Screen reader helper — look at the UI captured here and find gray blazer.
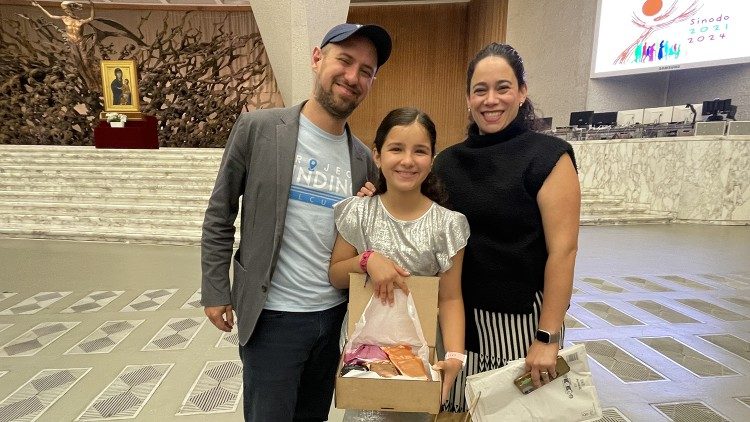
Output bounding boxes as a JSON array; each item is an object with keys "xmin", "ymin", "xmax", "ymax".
[{"xmin": 201, "ymin": 102, "xmax": 378, "ymax": 346}]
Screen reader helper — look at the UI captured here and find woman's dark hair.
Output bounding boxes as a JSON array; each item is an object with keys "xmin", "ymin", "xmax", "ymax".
[
  {"xmin": 373, "ymin": 107, "xmax": 448, "ymax": 207},
  {"xmin": 466, "ymin": 42, "xmax": 538, "ymax": 131}
]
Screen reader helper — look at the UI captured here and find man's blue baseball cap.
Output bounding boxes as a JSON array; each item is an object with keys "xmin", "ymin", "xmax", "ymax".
[{"xmin": 320, "ymin": 23, "xmax": 392, "ymax": 69}]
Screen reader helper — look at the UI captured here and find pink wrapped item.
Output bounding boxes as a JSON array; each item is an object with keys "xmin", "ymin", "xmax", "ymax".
[{"xmin": 344, "ymin": 344, "xmax": 389, "ymax": 366}]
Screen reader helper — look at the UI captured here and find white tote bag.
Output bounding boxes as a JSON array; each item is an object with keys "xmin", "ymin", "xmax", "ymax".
[{"xmin": 464, "ymin": 344, "xmax": 602, "ymax": 422}]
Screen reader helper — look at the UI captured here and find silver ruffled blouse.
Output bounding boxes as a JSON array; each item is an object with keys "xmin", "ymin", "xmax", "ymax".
[{"xmin": 333, "ymin": 196, "xmax": 470, "ymax": 276}]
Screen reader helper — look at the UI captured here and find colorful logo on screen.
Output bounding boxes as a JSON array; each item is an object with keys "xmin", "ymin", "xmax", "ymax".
[
  {"xmin": 613, "ymin": 0, "xmax": 701, "ymax": 66},
  {"xmin": 632, "ymin": 40, "xmax": 680, "ymax": 63}
]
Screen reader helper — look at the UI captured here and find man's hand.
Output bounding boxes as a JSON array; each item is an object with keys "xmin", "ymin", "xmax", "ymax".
[
  {"xmin": 205, "ymin": 305, "xmax": 234, "ymax": 332},
  {"xmin": 357, "ymin": 181, "xmax": 376, "ymax": 197}
]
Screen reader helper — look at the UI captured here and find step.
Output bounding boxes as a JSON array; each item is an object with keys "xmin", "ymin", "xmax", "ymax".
[
  {"xmin": 581, "ymin": 213, "xmax": 674, "ymax": 225},
  {"xmin": 0, "ymin": 213, "xmax": 207, "ymax": 229},
  {"xmin": 0, "ymin": 226, "xmax": 204, "ymax": 246},
  {"xmin": 0, "ymin": 145, "xmax": 224, "ymax": 157},
  {"xmin": 0, "ymin": 201, "xmax": 208, "ymax": 218},
  {"xmin": 0, "ymin": 164, "xmax": 218, "ymax": 177},
  {"xmin": 0, "ymin": 191, "xmax": 210, "ymax": 206},
  {"xmin": 1, "ymin": 171, "xmax": 216, "ymax": 184},
  {"xmin": 581, "ymin": 198, "xmax": 622, "ymax": 206},
  {"xmin": 0, "ymin": 157, "xmax": 221, "ymax": 169},
  {"xmin": 0, "ymin": 180, "xmax": 214, "ymax": 195},
  {"xmin": 0, "ymin": 225, "xmax": 242, "ymax": 247}
]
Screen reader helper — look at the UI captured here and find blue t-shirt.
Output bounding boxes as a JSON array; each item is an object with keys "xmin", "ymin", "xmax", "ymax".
[{"xmin": 264, "ymin": 114, "xmax": 352, "ymax": 311}]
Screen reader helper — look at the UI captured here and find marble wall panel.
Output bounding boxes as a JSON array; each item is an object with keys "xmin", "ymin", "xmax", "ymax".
[{"xmin": 572, "ymin": 136, "xmax": 749, "ymax": 224}]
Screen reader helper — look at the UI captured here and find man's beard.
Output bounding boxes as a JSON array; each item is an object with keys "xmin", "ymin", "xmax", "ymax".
[{"xmin": 314, "ymin": 80, "xmax": 359, "ymax": 120}]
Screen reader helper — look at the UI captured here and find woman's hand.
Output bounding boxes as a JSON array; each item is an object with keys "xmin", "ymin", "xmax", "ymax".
[
  {"xmin": 433, "ymin": 359, "xmax": 463, "ymax": 402},
  {"xmin": 366, "ymin": 252, "xmax": 410, "ymax": 305},
  {"xmin": 525, "ymin": 340, "xmax": 559, "ymax": 388}
]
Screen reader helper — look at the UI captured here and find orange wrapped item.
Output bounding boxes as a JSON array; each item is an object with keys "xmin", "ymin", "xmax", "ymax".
[{"xmin": 381, "ymin": 345, "xmax": 428, "ymax": 380}]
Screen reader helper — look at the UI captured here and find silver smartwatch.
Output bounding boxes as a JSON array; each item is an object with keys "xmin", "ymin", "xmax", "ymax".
[{"xmin": 535, "ymin": 329, "xmax": 560, "ymax": 344}]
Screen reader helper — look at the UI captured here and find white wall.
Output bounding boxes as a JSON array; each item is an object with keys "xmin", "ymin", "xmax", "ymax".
[{"xmin": 506, "ymin": 0, "xmax": 750, "ymax": 127}]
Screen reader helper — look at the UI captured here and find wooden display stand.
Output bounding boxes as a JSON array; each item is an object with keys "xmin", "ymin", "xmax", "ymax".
[{"xmin": 94, "ymin": 115, "xmax": 159, "ymax": 149}]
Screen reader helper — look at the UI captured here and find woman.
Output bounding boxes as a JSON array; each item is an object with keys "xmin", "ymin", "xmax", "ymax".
[
  {"xmin": 433, "ymin": 43, "xmax": 580, "ymax": 411},
  {"xmin": 330, "ymin": 108, "xmax": 469, "ymax": 421}
]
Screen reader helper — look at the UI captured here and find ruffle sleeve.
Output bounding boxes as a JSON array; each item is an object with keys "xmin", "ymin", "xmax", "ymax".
[
  {"xmin": 333, "ymin": 196, "xmax": 367, "ymax": 253},
  {"xmin": 435, "ymin": 210, "xmax": 470, "ymax": 273}
]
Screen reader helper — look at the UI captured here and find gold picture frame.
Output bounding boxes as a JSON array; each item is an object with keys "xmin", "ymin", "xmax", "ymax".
[{"xmin": 100, "ymin": 59, "xmax": 140, "ymax": 112}]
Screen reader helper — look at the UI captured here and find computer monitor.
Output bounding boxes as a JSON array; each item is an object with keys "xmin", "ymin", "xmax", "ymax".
[
  {"xmin": 590, "ymin": 112, "xmax": 618, "ymax": 127},
  {"xmin": 569, "ymin": 111, "xmax": 594, "ymax": 128},
  {"xmin": 671, "ymin": 104, "xmax": 702, "ymax": 124},
  {"xmin": 643, "ymin": 107, "xmax": 674, "ymax": 124},
  {"xmin": 726, "ymin": 105, "xmax": 737, "ymax": 120},
  {"xmin": 616, "ymin": 109, "xmax": 644, "ymax": 126},
  {"xmin": 533, "ymin": 117, "xmax": 553, "ymax": 131},
  {"xmin": 702, "ymin": 99, "xmax": 732, "ymax": 121}
]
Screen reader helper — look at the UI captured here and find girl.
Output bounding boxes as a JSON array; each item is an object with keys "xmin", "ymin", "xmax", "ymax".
[{"xmin": 329, "ymin": 107, "xmax": 469, "ymax": 421}]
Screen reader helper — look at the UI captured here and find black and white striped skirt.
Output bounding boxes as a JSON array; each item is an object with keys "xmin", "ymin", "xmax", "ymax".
[{"xmin": 444, "ymin": 291, "xmax": 565, "ymax": 412}]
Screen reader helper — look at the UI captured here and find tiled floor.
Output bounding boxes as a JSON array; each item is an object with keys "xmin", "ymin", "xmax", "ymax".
[{"xmin": 0, "ymin": 224, "xmax": 748, "ymax": 421}]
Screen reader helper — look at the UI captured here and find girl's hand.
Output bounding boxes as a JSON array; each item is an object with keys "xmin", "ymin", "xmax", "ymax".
[
  {"xmin": 433, "ymin": 359, "xmax": 463, "ymax": 403},
  {"xmin": 366, "ymin": 252, "xmax": 410, "ymax": 305},
  {"xmin": 525, "ymin": 340, "xmax": 559, "ymax": 388}
]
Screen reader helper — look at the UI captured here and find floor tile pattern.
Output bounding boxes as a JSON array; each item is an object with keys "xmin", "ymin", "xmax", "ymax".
[
  {"xmin": 579, "ymin": 302, "xmax": 645, "ymax": 326},
  {"xmin": 573, "ymin": 339, "xmax": 666, "ymax": 382},
  {"xmin": 722, "ymin": 297, "xmax": 750, "ymax": 308},
  {"xmin": 0, "ymin": 232, "xmax": 748, "ymax": 421},
  {"xmin": 597, "ymin": 407, "xmax": 632, "ymax": 422},
  {"xmin": 628, "ymin": 300, "xmax": 700, "ymax": 324},
  {"xmin": 0, "ymin": 368, "xmax": 90, "ymax": 422},
  {"xmin": 120, "ymin": 289, "xmax": 178, "ymax": 312},
  {"xmin": 659, "ymin": 275, "xmax": 712, "ymax": 291},
  {"xmin": 0, "ymin": 291, "xmax": 71, "ymax": 315},
  {"xmin": 621, "ymin": 276, "xmax": 674, "ymax": 292},
  {"xmin": 216, "ymin": 330, "xmax": 240, "ymax": 348},
  {"xmin": 564, "ymin": 314, "xmax": 588, "ymax": 329},
  {"xmin": 699, "ymin": 274, "xmax": 748, "ymax": 290},
  {"xmin": 61, "ymin": 290, "xmax": 124, "ymax": 313},
  {"xmin": 142, "ymin": 317, "xmax": 205, "ymax": 351},
  {"xmin": 675, "ymin": 299, "xmax": 748, "ymax": 321},
  {"xmin": 77, "ymin": 364, "xmax": 172, "ymax": 420},
  {"xmin": 176, "ymin": 360, "xmax": 243, "ymax": 415},
  {"xmin": 637, "ymin": 336, "xmax": 737, "ymax": 377},
  {"xmin": 181, "ymin": 289, "xmax": 202, "ymax": 309},
  {"xmin": 0, "ymin": 321, "xmax": 79, "ymax": 357},
  {"xmin": 698, "ymin": 334, "xmax": 750, "ymax": 362},
  {"xmin": 652, "ymin": 401, "xmax": 729, "ymax": 422},
  {"xmin": 581, "ymin": 277, "xmax": 626, "ymax": 293},
  {"xmin": 66, "ymin": 320, "xmax": 145, "ymax": 355},
  {"xmin": 0, "ymin": 292, "xmax": 17, "ymax": 302}
]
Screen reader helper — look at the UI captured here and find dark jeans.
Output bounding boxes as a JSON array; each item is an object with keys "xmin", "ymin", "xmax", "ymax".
[{"xmin": 239, "ymin": 301, "xmax": 347, "ymax": 422}]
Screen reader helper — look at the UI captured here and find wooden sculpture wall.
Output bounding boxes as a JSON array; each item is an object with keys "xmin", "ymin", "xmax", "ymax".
[{"xmin": 0, "ymin": 3, "xmax": 281, "ymax": 147}]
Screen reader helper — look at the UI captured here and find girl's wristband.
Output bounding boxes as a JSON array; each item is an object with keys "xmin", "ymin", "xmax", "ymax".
[{"xmin": 359, "ymin": 250, "xmax": 374, "ymax": 273}]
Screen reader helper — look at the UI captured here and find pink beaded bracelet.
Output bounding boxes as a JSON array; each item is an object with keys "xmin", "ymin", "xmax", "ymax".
[{"xmin": 359, "ymin": 250, "xmax": 374, "ymax": 273}]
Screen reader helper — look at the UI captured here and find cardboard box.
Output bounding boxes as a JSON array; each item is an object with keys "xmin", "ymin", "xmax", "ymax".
[{"xmin": 335, "ymin": 273, "xmax": 442, "ymax": 414}]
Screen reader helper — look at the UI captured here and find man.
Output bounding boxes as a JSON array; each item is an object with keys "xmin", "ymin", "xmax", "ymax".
[{"xmin": 201, "ymin": 23, "xmax": 391, "ymax": 421}]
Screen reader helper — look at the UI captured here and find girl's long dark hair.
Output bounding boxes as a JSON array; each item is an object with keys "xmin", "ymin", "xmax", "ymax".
[{"xmin": 373, "ymin": 107, "xmax": 448, "ymax": 207}]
